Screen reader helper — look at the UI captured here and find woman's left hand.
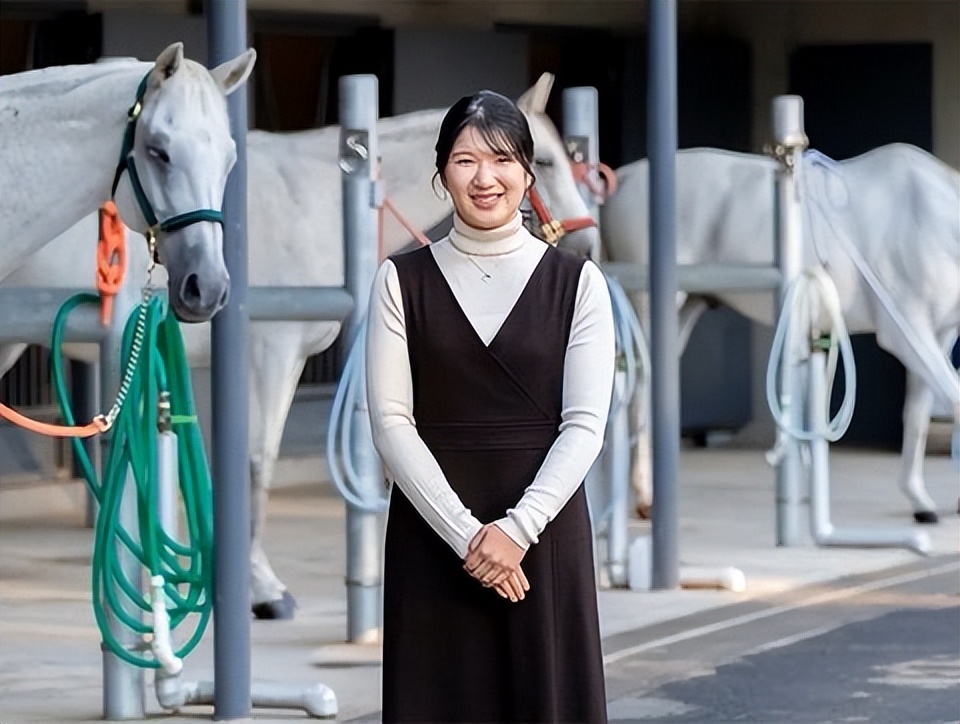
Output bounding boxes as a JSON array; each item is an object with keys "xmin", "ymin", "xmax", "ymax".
[{"xmin": 464, "ymin": 523, "xmax": 527, "ymax": 589}]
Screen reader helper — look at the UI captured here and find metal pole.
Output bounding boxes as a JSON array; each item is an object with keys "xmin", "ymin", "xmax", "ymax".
[
  {"xmin": 648, "ymin": 0, "xmax": 680, "ymax": 590},
  {"xmin": 562, "ymin": 86, "xmax": 602, "ymax": 258},
  {"xmin": 606, "ymin": 372, "xmax": 630, "ymax": 587},
  {"xmin": 339, "ymin": 74, "xmax": 383, "ymax": 643},
  {"xmin": 562, "ymin": 86, "xmax": 623, "ymax": 583},
  {"xmin": 100, "ymin": 285, "xmax": 144, "ymax": 720},
  {"xmin": 806, "ymin": 350, "xmax": 930, "ymax": 554},
  {"xmin": 207, "ymin": 1, "xmax": 251, "ymax": 718},
  {"xmin": 70, "ymin": 359, "xmax": 100, "ymax": 527},
  {"xmin": 772, "ymin": 95, "xmax": 806, "ymax": 546}
]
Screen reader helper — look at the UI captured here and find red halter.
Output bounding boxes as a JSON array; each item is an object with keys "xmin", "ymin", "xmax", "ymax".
[
  {"xmin": 525, "ymin": 186, "xmax": 596, "ymax": 246},
  {"xmin": 526, "ymin": 160, "xmax": 618, "ymax": 246}
]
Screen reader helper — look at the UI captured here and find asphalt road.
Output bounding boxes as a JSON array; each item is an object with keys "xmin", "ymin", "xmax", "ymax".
[{"xmin": 603, "ymin": 555, "xmax": 960, "ymax": 723}]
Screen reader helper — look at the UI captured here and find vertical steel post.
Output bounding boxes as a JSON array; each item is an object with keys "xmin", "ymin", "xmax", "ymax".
[
  {"xmin": 207, "ymin": 0, "xmax": 251, "ymax": 718},
  {"xmin": 339, "ymin": 74, "xmax": 384, "ymax": 643},
  {"xmin": 772, "ymin": 95, "xmax": 806, "ymax": 546},
  {"xmin": 648, "ymin": 0, "xmax": 680, "ymax": 590},
  {"xmin": 70, "ymin": 359, "xmax": 100, "ymax": 527},
  {"xmin": 100, "ymin": 285, "xmax": 144, "ymax": 720},
  {"xmin": 563, "ymin": 87, "xmax": 625, "ymax": 583},
  {"xmin": 562, "ymin": 86, "xmax": 602, "ymax": 256}
]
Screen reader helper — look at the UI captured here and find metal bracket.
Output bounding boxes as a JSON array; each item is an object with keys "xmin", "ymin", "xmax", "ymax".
[{"xmin": 338, "ymin": 130, "xmax": 370, "ymax": 175}]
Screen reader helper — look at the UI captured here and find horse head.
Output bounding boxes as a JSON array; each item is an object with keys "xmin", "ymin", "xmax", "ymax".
[
  {"xmin": 112, "ymin": 42, "xmax": 256, "ymax": 322},
  {"xmin": 517, "ymin": 73, "xmax": 601, "ymax": 260}
]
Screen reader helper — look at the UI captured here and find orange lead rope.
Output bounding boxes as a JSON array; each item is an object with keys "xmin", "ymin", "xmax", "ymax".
[
  {"xmin": 0, "ymin": 402, "xmax": 107, "ymax": 438},
  {"xmin": 97, "ymin": 200, "xmax": 127, "ymax": 327},
  {"xmin": 0, "ymin": 201, "xmax": 123, "ymax": 437}
]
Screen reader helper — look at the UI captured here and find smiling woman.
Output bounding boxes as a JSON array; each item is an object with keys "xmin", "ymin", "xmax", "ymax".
[{"xmin": 366, "ymin": 89, "xmax": 615, "ymax": 723}]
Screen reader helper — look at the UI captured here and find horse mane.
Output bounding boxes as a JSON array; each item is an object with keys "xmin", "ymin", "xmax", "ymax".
[{"xmin": 0, "ymin": 59, "xmax": 149, "ymax": 99}]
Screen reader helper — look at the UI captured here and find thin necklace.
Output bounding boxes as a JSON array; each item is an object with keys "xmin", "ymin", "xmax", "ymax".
[{"xmin": 465, "ymin": 255, "xmax": 491, "ymax": 282}]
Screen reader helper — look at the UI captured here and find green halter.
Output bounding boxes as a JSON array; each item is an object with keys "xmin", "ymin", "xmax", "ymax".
[{"xmin": 111, "ymin": 72, "xmax": 224, "ymax": 250}]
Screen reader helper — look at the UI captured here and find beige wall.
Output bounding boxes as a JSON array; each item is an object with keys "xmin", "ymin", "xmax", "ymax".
[{"xmin": 683, "ymin": 0, "xmax": 959, "ymax": 168}]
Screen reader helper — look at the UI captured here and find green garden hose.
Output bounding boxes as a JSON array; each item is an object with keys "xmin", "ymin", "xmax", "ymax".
[{"xmin": 51, "ymin": 293, "xmax": 213, "ymax": 669}]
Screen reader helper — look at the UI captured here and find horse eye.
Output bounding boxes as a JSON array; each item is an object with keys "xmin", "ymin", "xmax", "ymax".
[
  {"xmin": 535, "ymin": 158, "xmax": 554, "ymax": 169},
  {"xmin": 147, "ymin": 146, "xmax": 171, "ymax": 164}
]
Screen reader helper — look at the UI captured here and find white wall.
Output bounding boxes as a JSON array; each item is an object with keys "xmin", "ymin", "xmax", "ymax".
[{"xmin": 394, "ymin": 28, "xmax": 529, "ymax": 113}]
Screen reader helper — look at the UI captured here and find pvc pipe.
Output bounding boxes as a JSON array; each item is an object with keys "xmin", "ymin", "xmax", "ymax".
[
  {"xmin": 605, "ymin": 371, "xmax": 630, "ymax": 588},
  {"xmin": 772, "ymin": 94, "xmax": 807, "ymax": 547},
  {"xmin": 340, "ymin": 74, "xmax": 384, "ymax": 644},
  {"xmin": 154, "ymin": 673, "xmax": 337, "ymax": 719},
  {"xmin": 680, "ymin": 567, "xmax": 747, "ymax": 592},
  {"xmin": 807, "ymin": 350, "xmax": 931, "ymax": 554},
  {"xmin": 148, "ymin": 575, "xmax": 182, "ymax": 676}
]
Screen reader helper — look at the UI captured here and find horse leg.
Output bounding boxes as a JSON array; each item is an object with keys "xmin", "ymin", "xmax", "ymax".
[
  {"xmin": 631, "ymin": 296, "xmax": 708, "ymax": 518},
  {"xmin": 898, "ymin": 371, "xmax": 939, "ymax": 523},
  {"xmin": 248, "ymin": 335, "xmax": 309, "ymax": 620}
]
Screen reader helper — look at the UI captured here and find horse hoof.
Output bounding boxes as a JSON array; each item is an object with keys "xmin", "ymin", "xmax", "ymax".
[
  {"xmin": 913, "ymin": 511, "xmax": 939, "ymax": 524},
  {"xmin": 252, "ymin": 591, "xmax": 297, "ymax": 620},
  {"xmin": 636, "ymin": 503, "xmax": 652, "ymax": 520}
]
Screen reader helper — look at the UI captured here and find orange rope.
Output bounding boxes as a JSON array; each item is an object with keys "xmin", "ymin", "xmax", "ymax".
[
  {"xmin": 0, "ymin": 403, "xmax": 107, "ymax": 438},
  {"xmin": 380, "ymin": 196, "xmax": 433, "ymax": 262},
  {"xmin": 96, "ymin": 200, "xmax": 128, "ymax": 327},
  {"xmin": 0, "ymin": 202, "xmax": 122, "ymax": 439}
]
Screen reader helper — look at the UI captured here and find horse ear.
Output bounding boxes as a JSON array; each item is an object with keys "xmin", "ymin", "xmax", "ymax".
[
  {"xmin": 517, "ymin": 72, "xmax": 555, "ymax": 115},
  {"xmin": 154, "ymin": 42, "xmax": 184, "ymax": 81},
  {"xmin": 210, "ymin": 49, "xmax": 257, "ymax": 97}
]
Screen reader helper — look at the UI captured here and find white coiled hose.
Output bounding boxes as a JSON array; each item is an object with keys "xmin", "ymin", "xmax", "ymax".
[
  {"xmin": 766, "ymin": 266, "xmax": 857, "ymax": 442},
  {"xmin": 326, "ymin": 317, "xmax": 389, "ymax": 513}
]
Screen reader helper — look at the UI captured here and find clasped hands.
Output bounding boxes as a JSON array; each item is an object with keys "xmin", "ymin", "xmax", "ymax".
[{"xmin": 463, "ymin": 523, "xmax": 530, "ymax": 603}]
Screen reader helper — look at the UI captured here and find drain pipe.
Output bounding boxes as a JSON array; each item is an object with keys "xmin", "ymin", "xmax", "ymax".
[
  {"xmin": 604, "ymin": 371, "xmax": 631, "ymax": 587},
  {"xmin": 154, "ymin": 672, "xmax": 337, "ymax": 718},
  {"xmin": 153, "ymin": 403, "xmax": 338, "ymax": 718},
  {"xmin": 806, "ymin": 348, "xmax": 931, "ymax": 555}
]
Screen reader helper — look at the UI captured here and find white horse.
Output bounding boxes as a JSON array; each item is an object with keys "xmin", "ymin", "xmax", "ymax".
[
  {"xmin": 0, "ymin": 74, "xmax": 600, "ymax": 618},
  {"xmin": 600, "ymin": 144, "xmax": 960, "ymax": 523},
  {"xmin": 0, "ymin": 43, "xmax": 256, "ymax": 321}
]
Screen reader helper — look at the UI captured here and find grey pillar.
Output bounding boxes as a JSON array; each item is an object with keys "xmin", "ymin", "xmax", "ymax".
[
  {"xmin": 648, "ymin": 0, "xmax": 680, "ymax": 590},
  {"xmin": 101, "ymin": 286, "xmax": 144, "ymax": 720},
  {"xmin": 70, "ymin": 359, "xmax": 100, "ymax": 527},
  {"xmin": 562, "ymin": 86, "xmax": 602, "ymax": 257},
  {"xmin": 771, "ymin": 95, "xmax": 806, "ymax": 547},
  {"xmin": 207, "ymin": 1, "xmax": 251, "ymax": 718},
  {"xmin": 339, "ymin": 74, "xmax": 384, "ymax": 643}
]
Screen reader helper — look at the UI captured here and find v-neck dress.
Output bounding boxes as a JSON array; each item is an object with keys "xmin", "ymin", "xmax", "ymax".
[{"xmin": 376, "ymin": 240, "xmax": 608, "ymax": 723}]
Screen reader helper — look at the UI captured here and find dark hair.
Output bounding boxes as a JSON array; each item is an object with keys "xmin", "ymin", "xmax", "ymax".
[{"xmin": 434, "ymin": 90, "xmax": 536, "ymax": 188}]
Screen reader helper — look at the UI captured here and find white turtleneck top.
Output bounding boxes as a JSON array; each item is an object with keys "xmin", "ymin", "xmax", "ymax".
[{"xmin": 365, "ymin": 211, "xmax": 615, "ymax": 558}]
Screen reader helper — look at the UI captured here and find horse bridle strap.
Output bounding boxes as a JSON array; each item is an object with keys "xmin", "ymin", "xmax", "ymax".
[
  {"xmin": 526, "ymin": 186, "xmax": 596, "ymax": 245},
  {"xmin": 111, "ymin": 72, "xmax": 224, "ymax": 244}
]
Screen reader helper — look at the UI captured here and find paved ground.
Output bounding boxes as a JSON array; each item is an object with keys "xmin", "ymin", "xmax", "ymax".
[{"xmin": 0, "ymin": 392, "xmax": 957, "ymax": 723}]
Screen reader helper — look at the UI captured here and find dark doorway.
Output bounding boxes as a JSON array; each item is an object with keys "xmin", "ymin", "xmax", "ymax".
[{"xmin": 790, "ymin": 43, "xmax": 933, "ymax": 449}]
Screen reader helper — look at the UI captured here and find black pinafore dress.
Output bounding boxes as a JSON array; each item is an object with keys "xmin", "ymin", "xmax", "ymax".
[{"xmin": 382, "ymin": 244, "xmax": 607, "ymax": 723}]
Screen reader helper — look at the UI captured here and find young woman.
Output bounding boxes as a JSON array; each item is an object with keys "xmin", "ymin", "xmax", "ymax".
[{"xmin": 366, "ymin": 89, "xmax": 615, "ymax": 723}]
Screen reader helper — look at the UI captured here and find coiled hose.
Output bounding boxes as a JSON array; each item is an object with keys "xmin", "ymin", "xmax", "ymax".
[{"xmin": 51, "ymin": 293, "xmax": 213, "ymax": 669}]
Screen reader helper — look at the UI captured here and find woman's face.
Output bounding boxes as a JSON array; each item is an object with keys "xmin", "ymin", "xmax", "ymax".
[{"xmin": 442, "ymin": 126, "xmax": 532, "ymax": 230}]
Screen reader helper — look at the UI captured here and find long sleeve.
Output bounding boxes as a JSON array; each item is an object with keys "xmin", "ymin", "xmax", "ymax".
[
  {"xmin": 365, "ymin": 260, "xmax": 484, "ymax": 559},
  {"xmin": 493, "ymin": 260, "xmax": 615, "ymax": 549}
]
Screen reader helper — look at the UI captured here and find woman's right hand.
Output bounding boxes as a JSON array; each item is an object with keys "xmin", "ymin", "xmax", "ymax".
[
  {"xmin": 466, "ymin": 524, "xmax": 530, "ymax": 602},
  {"xmin": 492, "ymin": 569, "xmax": 530, "ymax": 603}
]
